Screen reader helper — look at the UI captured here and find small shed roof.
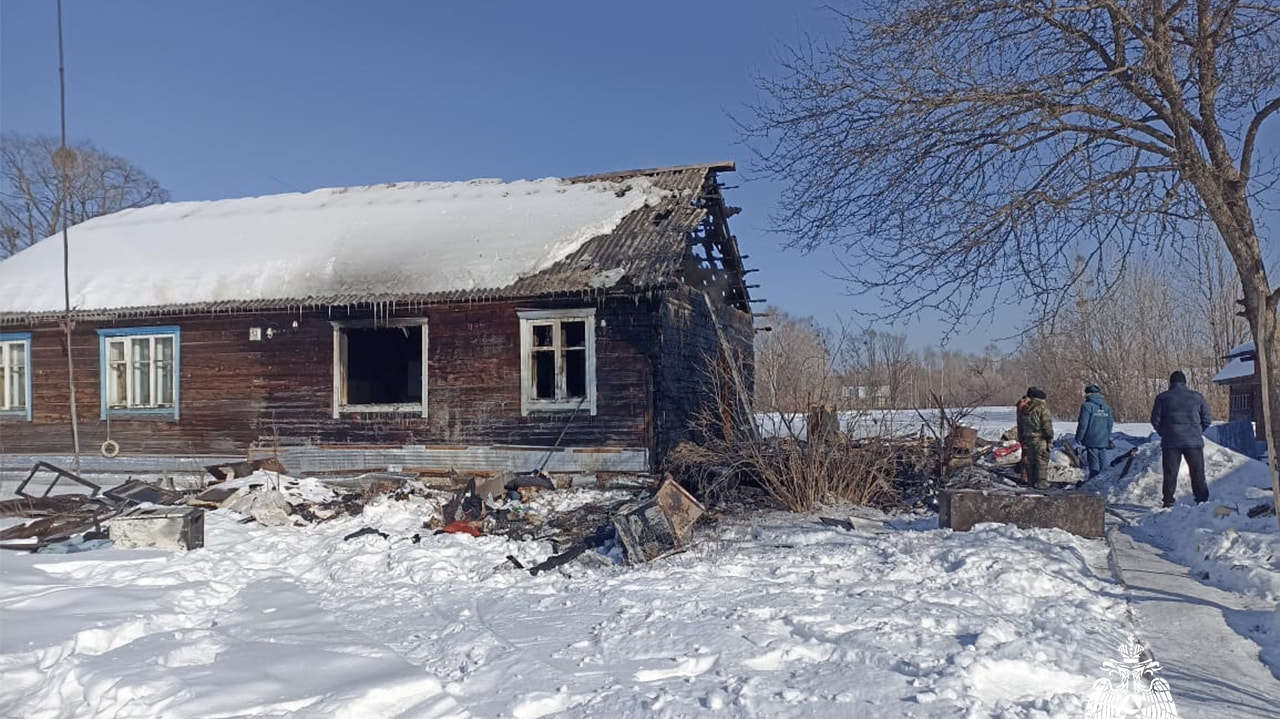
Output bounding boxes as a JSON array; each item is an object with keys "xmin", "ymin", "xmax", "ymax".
[
  {"xmin": 1213, "ymin": 340, "xmax": 1257, "ymax": 384},
  {"xmin": 0, "ymin": 163, "xmax": 737, "ymax": 324}
]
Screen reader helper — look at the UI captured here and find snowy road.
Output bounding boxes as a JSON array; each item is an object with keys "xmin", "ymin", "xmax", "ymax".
[{"xmin": 1108, "ymin": 527, "xmax": 1280, "ymax": 717}]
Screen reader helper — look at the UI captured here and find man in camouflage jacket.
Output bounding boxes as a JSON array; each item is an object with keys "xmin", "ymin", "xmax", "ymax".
[{"xmin": 1017, "ymin": 387, "xmax": 1055, "ymax": 489}]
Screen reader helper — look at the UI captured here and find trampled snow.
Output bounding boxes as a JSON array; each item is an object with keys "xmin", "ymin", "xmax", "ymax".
[
  {"xmin": 3, "ymin": 414, "xmax": 1278, "ymax": 717},
  {"xmin": 1094, "ymin": 438, "xmax": 1280, "ymax": 601},
  {"xmin": 0, "ymin": 177, "xmax": 668, "ymax": 314},
  {"xmin": 0, "ymin": 495, "xmax": 1130, "ymax": 718}
]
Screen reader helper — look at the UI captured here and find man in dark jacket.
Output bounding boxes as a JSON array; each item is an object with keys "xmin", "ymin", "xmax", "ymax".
[
  {"xmin": 1075, "ymin": 384, "xmax": 1114, "ymax": 481},
  {"xmin": 1150, "ymin": 370, "xmax": 1212, "ymax": 507},
  {"xmin": 1017, "ymin": 387, "xmax": 1054, "ymax": 490}
]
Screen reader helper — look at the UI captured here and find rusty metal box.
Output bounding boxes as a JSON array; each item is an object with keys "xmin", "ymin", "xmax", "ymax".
[
  {"xmin": 109, "ymin": 507, "xmax": 205, "ymax": 551},
  {"xmin": 613, "ymin": 479, "xmax": 704, "ymax": 564}
]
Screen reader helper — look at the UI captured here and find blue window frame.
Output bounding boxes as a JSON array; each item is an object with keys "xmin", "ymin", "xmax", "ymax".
[
  {"xmin": 0, "ymin": 332, "xmax": 32, "ymax": 421},
  {"xmin": 97, "ymin": 326, "xmax": 180, "ymax": 419}
]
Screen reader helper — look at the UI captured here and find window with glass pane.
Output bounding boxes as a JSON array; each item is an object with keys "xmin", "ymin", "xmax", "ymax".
[
  {"xmin": 132, "ymin": 338, "xmax": 153, "ymax": 406},
  {"xmin": 107, "ymin": 340, "xmax": 128, "ymax": 408},
  {"xmin": 519, "ymin": 311, "xmax": 594, "ymax": 412},
  {"xmin": 562, "ymin": 321, "xmax": 587, "ymax": 398},
  {"xmin": 156, "ymin": 337, "xmax": 174, "ymax": 406},
  {"xmin": 0, "ymin": 339, "xmax": 28, "ymax": 411},
  {"xmin": 104, "ymin": 332, "xmax": 177, "ymax": 410}
]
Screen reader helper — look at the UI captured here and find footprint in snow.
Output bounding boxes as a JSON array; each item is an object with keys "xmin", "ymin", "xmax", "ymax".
[{"xmin": 634, "ymin": 654, "xmax": 719, "ymax": 682}]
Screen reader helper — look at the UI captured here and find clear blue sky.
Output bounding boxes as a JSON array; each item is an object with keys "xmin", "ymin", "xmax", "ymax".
[
  {"xmin": 2, "ymin": 2, "xmax": 1271, "ymax": 354},
  {"xmin": 1, "ymin": 0, "xmax": 982, "ymax": 350}
]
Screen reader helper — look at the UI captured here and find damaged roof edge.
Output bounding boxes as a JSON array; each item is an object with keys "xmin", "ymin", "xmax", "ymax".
[
  {"xmin": 567, "ymin": 161, "xmax": 735, "ymax": 184},
  {"xmin": 0, "ymin": 281, "xmax": 689, "ymax": 327},
  {"xmin": 0, "ymin": 163, "xmax": 740, "ymax": 326}
]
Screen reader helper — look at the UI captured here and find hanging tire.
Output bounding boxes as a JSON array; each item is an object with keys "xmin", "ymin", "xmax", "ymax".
[{"xmin": 100, "ymin": 439, "xmax": 120, "ymax": 458}]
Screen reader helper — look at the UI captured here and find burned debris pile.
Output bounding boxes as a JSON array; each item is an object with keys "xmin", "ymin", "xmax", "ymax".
[
  {"xmin": 666, "ymin": 408, "xmax": 1092, "ymax": 514},
  {"xmin": 0, "ymin": 463, "xmax": 115, "ymax": 550},
  {"xmin": 1, "ymin": 411, "xmax": 1098, "ymax": 562},
  {"xmin": 427, "ymin": 471, "xmax": 705, "ymax": 571},
  {"xmin": 1, "ymin": 458, "xmax": 707, "ymax": 572},
  {"xmin": 0, "ymin": 459, "xmax": 375, "ymax": 551}
]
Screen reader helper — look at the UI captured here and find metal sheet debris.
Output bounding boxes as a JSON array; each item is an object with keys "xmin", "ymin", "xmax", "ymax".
[
  {"xmin": 204, "ymin": 457, "xmax": 288, "ymax": 481},
  {"xmin": 17, "ymin": 462, "xmax": 100, "ymax": 499},
  {"xmin": 104, "ymin": 479, "xmax": 185, "ymax": 506}
]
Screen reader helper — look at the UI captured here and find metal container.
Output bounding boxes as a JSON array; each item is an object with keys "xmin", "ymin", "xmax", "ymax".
[
  {"xmin": 109, "ymin": 507, "xmax": 205, "ymax": 551},
  {"xmin": 612, "ymin": 479, "xmax": 704, "ymax": 564},
  {"xmin": 949, "ymin": 426, "xmax": 979, "ymax": 454}
]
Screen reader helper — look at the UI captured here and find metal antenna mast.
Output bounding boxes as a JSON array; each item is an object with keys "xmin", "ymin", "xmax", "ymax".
[{"xmin": 57, "ymin": 0, "xmax": 82, "ymax": 472}]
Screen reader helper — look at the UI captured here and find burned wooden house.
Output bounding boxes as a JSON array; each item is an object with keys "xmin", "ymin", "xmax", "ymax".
[
  {"xmin": 0, "ymin": 163, "xmax": 755, "ymax": 476},
  {"xmin": 1213, "ymin": 340, "xmax": 1265, "ymax": 441}
]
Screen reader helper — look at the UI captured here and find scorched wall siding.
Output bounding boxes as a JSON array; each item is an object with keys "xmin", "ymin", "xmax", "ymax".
[{"xmin": 0, "ymin": 298, "xmax": 657, "ymax": 460}]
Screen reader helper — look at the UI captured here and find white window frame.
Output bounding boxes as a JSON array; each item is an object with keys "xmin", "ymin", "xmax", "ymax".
[
  {"xmin": 0, "ymin": 333, "xmax": 32, "ymax": 421},
  {"xmin": 518, "ymin": 308, "xmax": 597, "ymax": 416},
  {"xmin": 331, "ymin": 319, "xmax": 428, "ymax": 418},
  {"xmin": 97, "ymin": 327, "xmax": 180, "ymax": 419}
]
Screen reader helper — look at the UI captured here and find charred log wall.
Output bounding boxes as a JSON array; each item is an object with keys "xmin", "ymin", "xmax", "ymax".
[
  {"xmin": 0, "ymin": 298, "xmax": 657, "ymax": 458},
  {"xmin": 653, "ymin": 284, "xmax": 754, "ymax": 464}
]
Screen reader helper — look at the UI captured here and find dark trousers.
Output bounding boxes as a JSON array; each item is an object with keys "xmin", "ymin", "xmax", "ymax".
[
  {"xmin": 1022, "ymin": 439, "xmax": 1049, "ymax": 486},
  {"xmin": 1084, "ymin": 447, "xmax": 1106, "ymax": 479},
  {"xmin": 1161, "ymin": 445, "xmax": 1208, "ymax": 504}
]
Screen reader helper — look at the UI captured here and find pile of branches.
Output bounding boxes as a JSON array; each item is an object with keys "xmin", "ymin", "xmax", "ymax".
[{"xmin": 668, "ymin": 435, "xmax": 899, "ymax": 513}]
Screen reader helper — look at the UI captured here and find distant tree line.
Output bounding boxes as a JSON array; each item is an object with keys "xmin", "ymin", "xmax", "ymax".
[
  {"xmin": 1, "ymin": 132, "xmax": 168, "ymax": 259},
  {"xmin": 756, "ymin": 244, "xmax": 1247, "ymax": 422}
]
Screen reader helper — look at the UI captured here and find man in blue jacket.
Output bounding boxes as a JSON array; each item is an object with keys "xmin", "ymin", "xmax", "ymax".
[
  {"xmin": 1150, "ymin": 370, "xmax": 1213, "ymax": 507},
  {"xmin": 1075, "ymin": 384, "xmax": 1114, "ymax": 481}
]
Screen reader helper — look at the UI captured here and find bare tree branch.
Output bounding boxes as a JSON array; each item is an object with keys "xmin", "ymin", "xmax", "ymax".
[
  {"xmin": 0, "ymin": 133, "xmax": 169, "ymax": 259},
  {"xmin": 743, "ymin": 0, "xmax": 1280, "ymax": 514}
]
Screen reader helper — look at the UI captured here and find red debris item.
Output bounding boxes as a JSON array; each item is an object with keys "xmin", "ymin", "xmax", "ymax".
[
  {"xmin": 440, "ymin": 521, "xmax": 482, "ymax": 537},
  {"xmin": 993, "ymin": 442, "xmax": 1022, "ymax": 460}
]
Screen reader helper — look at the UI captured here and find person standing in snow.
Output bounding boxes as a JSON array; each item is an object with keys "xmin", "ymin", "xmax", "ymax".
[
  {"xmin": 1074, "ymin": 384, "xmax": 1114, "ymax": 481},
  {"xmin": 1017, "ymin": 387, "xmax": 1054, "ymax": 490},
  {"xmin": 1150, "ymin": 370, "xmax": 1212, "ymax": 507}
]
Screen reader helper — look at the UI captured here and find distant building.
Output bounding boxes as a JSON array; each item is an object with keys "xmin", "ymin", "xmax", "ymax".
[
  {"xmin": 1213, "ymin": 341, "xmax": 1264, "ymax": 441},
  {"xmin": 841, "ymin": 384, "xmax": 889, "ymax": 408}
]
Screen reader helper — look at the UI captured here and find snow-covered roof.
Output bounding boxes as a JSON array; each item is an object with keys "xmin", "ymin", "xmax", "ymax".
[
  {"xmin": 1214, "ymin": 341, "xmax": 1257, "ymax": 384},
  {"xmin": 0, "ymin": 166, "xmax": 734, "ymax": 321},
  {"xmin": 1225, "ymin": 340, "xmax": 1256, "ymax": 358}
]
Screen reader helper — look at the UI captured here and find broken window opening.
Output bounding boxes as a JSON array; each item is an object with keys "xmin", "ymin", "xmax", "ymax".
[{"xmin": 340, "ymin": 326, "xmax": 423, "ymax": 407}]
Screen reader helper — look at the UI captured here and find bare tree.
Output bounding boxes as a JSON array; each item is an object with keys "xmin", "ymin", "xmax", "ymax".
[
  {"xmin": 1027, "ymin": 262, "xmax": 1216, "ymax": 420},
  {"xmin": 1, "ymin": 133, "xmax": 169, "ymax": 258},
  {"xmin": 746, "ymin": 0, "xmax": 1280, "ymax": 509},
  {"xmin": 754, "ymin": 306, "xmax": 837, "ymax": 412},
  {"xmin": 839, "ymin": 328, "xmax": 916, "ymax": 407},
  {"xmin": 1184, "ymin": 222, "xmax": 1251, "ymax": 362}
]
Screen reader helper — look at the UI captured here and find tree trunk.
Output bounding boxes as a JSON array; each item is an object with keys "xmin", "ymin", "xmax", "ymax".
[
  {"xmin": 1249, "ymin": 302, "xmax": 1280, "ymax": 526},
  {"xmin": 1189, "ymin": 161, "xmax": 1279, "ymax": 524},
  {"xmin": 1212, "ymin": 199, "xmax": 1280, "ymax": 526}
]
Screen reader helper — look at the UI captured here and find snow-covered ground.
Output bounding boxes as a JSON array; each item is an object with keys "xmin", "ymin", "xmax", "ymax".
[
  {"xmin": 1, "ymin": 493, "xmax": 1130, "ymax": 718},
  {"xmin": 2, "ymin": 410, "xmax": 1277, "ymax": 718},
  {"xmin": 757, "ymin": 406, "xmax": 1021, "ymax": 440}
]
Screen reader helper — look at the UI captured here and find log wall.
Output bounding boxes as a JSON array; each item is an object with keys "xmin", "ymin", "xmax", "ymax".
[
  {"xmin": 653, "ymin": 285, "xmax": 754, "ymax": 463},
  {"xmin": 2, "ymin": 290, "xmax": 753, "ymax": 470},
  {"xmin": 0, "ymin": 298, "xmax": 656, "ymax": 460}
]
